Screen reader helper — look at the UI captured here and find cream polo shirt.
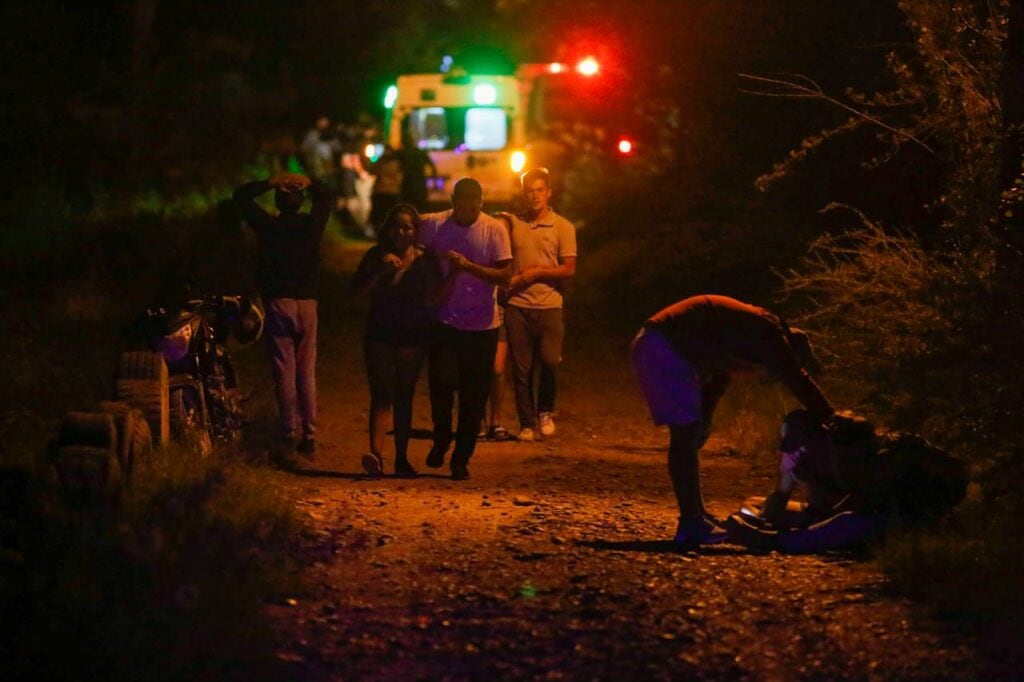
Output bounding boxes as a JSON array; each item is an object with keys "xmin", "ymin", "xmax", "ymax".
[
  {"xmin": 507, "ymin": 209, "xmax": 577, "ymax": 309},
  {"xmin": 418, "ymin": 210, "xmax": 512, "ymax": 331}
]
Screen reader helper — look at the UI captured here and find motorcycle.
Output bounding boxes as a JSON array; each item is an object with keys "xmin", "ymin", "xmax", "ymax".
[{"xmin": 131, "ymin": 294, "xmax": 264, "ymax": 454}]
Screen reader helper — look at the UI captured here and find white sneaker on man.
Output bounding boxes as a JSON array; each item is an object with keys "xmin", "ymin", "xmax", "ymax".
[
  {"xmin": 518, "ymin": 427, "xmax": 538, "ymax": 442},
  {"xmin": 538, "ymin": 412, "xmax": 556, "ymax": 437}
]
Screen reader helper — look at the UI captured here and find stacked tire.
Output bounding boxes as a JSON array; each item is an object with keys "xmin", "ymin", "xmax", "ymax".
[
  {"xmin": 54, "ymin": 411, "xmax": 124, "ymax": 514},
  {"xmin": 115, "ymin": 351, "xmax": 170, "ymax": 446}
]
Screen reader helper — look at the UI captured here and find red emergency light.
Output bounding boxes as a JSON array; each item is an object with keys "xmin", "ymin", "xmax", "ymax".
[
  {"xmin": 576, "ymin": 57, "xmax": 600, "ymax": 77},
  {"xmin": 617, "ymin": 137, "xmax": 634, "ymax": 155}
]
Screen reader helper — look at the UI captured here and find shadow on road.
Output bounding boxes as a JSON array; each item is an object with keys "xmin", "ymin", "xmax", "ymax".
[
  {"xmin": 286, "ymin": 467, "xmax": 452, "ymax": 481},
  {"xmin": 578, "ymin": 538, "xmax": 769, "ymax": 557}
]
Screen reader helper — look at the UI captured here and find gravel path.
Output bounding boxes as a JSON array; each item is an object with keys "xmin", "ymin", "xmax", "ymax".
[{"xmin": 258, "ymin": 241, "xmax": 980, "ymax": 680}]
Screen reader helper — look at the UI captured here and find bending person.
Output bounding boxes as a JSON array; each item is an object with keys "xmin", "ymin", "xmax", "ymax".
[{"xmin": 630, "ymin": 295, "xmax": 834, "ymax": 546}]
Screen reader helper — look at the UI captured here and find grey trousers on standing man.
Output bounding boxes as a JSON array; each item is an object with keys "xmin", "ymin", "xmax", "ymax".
[
  {"xmin": 505, "ymin": 305, "xmax": 564, "ymax": 430},
  {"xmin": 265, "ymin": 298, "xmax": 318, "ymax": 440}
]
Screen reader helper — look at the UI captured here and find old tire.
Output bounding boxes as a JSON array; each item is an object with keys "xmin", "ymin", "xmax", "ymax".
[
  {"xmin": 118, "ymin": 351, "xmax": 167, "ymax": 381},
  {"xmin": 53, "ymin": 445, "xmax": 122, "ymax": 513},
  {"xmin": 59, "ymin": 412, "xmax": 117, "ymax": 450},
  {"xmin": 98, "ymin": 401, "xmax": 153, "ymax": 482},
  {"xmin": 170, "ymin": 384, "xmax": 213, "ymax": 456},
  {"xmin": 116, "ymin": 378, "xmax": 169, "ymax": 447}
]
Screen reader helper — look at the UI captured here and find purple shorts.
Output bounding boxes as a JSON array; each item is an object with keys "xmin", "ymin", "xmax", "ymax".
[{"xmin": 630, "ymin": 326, "xmax": 702, "ymax": 426}]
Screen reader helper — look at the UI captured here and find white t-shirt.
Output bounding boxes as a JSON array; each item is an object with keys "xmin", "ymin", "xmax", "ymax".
[
  {"xmin": 507, "ymin": 209, "xmax": 577, "ymax": 309},
  {"xmin": 419, "ymin": 210, "xmax": 512, "ymax": 330}
]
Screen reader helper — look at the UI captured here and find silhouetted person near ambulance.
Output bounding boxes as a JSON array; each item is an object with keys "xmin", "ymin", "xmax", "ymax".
[
  {"xmin": 233, "ymin": 172, "xmax": 331, "ymax": 464},
  {"xmin": 630, "ymin": 294, "xmax": 835, "ymax": 546}
]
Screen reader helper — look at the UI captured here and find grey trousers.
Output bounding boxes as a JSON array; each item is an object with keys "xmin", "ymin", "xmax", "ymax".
[
  {"xmin": 505, "ymin": 305, "xmax": 564, "ymax": 429},
  {"xmin": 264, "ymin": 298, "xmax": 318, "ymax": 439}
]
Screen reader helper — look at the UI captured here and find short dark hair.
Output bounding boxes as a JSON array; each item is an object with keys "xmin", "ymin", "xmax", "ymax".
[
  {"xmin": 520, "ymin": 167, "xmax": 551, "ymax": 188},
  {"xmin": 452, "ymin": 177, "xmax": 482, "ymax": 200},
  {"xmin": 378, "ymin": 203, "xmax": 419, "ymax": 250}
]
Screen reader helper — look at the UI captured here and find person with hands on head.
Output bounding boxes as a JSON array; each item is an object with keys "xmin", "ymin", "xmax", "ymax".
[
  {"xmin": 417, "ymin": 178, "xmax": 512, "ymax": 480},
  {"xmin": 352, "ymin": 203, "xmax": 438, "ymax": 479},
  {"xmin": 629, "ymin": 295, "xmax": 834, "ymax": 547},
  {"xmin": 232, "ymin": 171, "xmax": 331, "ymax": 464}
]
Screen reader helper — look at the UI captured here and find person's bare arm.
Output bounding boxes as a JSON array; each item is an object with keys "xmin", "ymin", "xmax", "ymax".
[
  {"xmin": 446, "ymin": 252, "xmax": 513, "ymax": 287},
  {"xmin": 352, "ymin": 247, "xmax": 401, "ymax": 296},
  {"xmin": 762, "ymin": 469, "xmax": 798, "ymax": 525},
  {"xmin": 509, "ymin": 257, "xmax": 576, "ymax": 291}
]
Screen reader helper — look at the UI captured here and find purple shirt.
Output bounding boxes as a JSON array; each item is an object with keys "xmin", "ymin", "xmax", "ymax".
[{"xmin": 419, "ymin": 210, "xmax": 512, "ymax": 330}]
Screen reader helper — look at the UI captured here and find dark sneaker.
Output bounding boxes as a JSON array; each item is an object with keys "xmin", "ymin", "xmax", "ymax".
[
  {"xmin": 489, "ymin": 425, "xmax": 512, "ymax": 441},
  {"xmin": 426, "ymin": 440, "xmax": 450, "ymax": 468},
  {"xmin": 296, "ymin": 438, "xmax": 316, "ymax": 458},
  {"xmin": 394, "ymin": 459, "xmax": 418, "ymax": 478},
  {"xmin": 450, "ymin": 463, "xmax": 471, "ymax": 481},
  {"xmin": 361, "ymin": 452, "xmax": 383, "ymax": 478},
  {"xmin": 673, "ymin": 516, "xmax": 729, "ymax": 546}
]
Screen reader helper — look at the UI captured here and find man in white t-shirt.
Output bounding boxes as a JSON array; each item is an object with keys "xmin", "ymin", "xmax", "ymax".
[
  {"xmin": 501, "ymin": 168, "xmax": 577, "ymax": 441},
  {"xmin": 418, "ymin": 178, "xmax": 513, "ymax": 480}
]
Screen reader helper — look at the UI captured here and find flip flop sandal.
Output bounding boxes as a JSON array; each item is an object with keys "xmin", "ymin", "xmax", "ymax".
[
  {"xmin": 489, "ymin": 425, "xmax": 512, "ymax": 441},
  {"xmin": 361, "ymin": 452, "xmax": 383, "ymax": 478}
]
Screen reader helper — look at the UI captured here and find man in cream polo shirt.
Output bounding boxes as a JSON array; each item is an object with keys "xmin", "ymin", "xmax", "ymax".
[
  {"xmin": 418, "ymin": 178, "xmax": 512, "ymax": 480},
  {"xmin": 501, "ymin": 168, "xmax": 577, "ymax": 441}
]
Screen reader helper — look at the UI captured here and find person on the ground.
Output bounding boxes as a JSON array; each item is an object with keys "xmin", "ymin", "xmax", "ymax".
[
  {"xmin": 233, "ymin": 172, "xmax": 331, "ymax": 462},
  {"xmin": 419, "ymin": 178, "xmax": 512, "ymax": 480},
  {"xmin": 630, "ymin": 294, "xmax": 835, "ymax": 546},
  {"xmin": 499, "ymin": 168, "xmax": 577, "ymax": 441},
  {"xmin": 352, "ymin": 203, "xmax": 437, "ymax": 478},
  {"xmin": 725, "ymin": 410, "xmax": 968, "ymax": 552}
]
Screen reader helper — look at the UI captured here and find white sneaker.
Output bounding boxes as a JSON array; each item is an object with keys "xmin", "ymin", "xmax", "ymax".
[
  {"xmin": 518, "ymin": 427, "xmax": 538, "ymax": 442},
  {"xmin": 538, "ymin": 412, "xmax": 556, "ymax": 437}
]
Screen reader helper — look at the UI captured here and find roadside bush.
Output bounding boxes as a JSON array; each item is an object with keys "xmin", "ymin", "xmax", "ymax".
[{"xmin": 4, "ymin": 444, "xmax": 303, "ymax": 681}]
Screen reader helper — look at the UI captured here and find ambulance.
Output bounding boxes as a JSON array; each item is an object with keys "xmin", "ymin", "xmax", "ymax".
[
  {"xmin": 382, "ymin": 58, "xmax": 633, "ymax": 208},
  {"xmin": 384, "ymin": 71, "xmax": 527, "ymax": 206}
]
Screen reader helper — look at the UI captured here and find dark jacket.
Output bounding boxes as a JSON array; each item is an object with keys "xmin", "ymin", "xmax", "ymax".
[{"xmin": 233, "ymin": 180, "xmax": 331, "ymax": 299}]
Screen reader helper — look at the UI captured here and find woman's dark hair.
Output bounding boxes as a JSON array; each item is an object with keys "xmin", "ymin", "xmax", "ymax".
[{"xmin": 378, "ymin": 203, "xmax": 420, "ymax": 251}]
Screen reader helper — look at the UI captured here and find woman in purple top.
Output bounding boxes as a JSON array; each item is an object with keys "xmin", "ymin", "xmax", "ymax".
[{"xmin": 352, "ymin": 204, "xmax": 437, "ymax": 477}]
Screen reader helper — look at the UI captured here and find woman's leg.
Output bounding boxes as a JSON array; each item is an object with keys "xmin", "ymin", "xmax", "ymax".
[
  {"xmin": 393, "ymin": 345, "xmax": 425, "ymax": 465},
  {"xmin": 364, "ymin": 341, "xmax": 395, "ymax": 458}
]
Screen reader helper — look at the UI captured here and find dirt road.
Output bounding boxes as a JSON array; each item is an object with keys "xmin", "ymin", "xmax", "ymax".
[{"xmin": 259, "ymin": 240, "xmax": 979, "ymax": 680}]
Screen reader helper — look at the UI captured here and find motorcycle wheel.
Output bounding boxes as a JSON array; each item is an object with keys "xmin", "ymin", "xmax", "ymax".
[
  {"xmin": 210, "ymin": 355, "xmax": 244, "ymax": 446},
  {"xmin": 170, "ymin": 384, "xmax": 213, "ymax": 457},
  {"xmin": 115, "ymin": 351, "xmax": 170, "ymax": 446}
]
